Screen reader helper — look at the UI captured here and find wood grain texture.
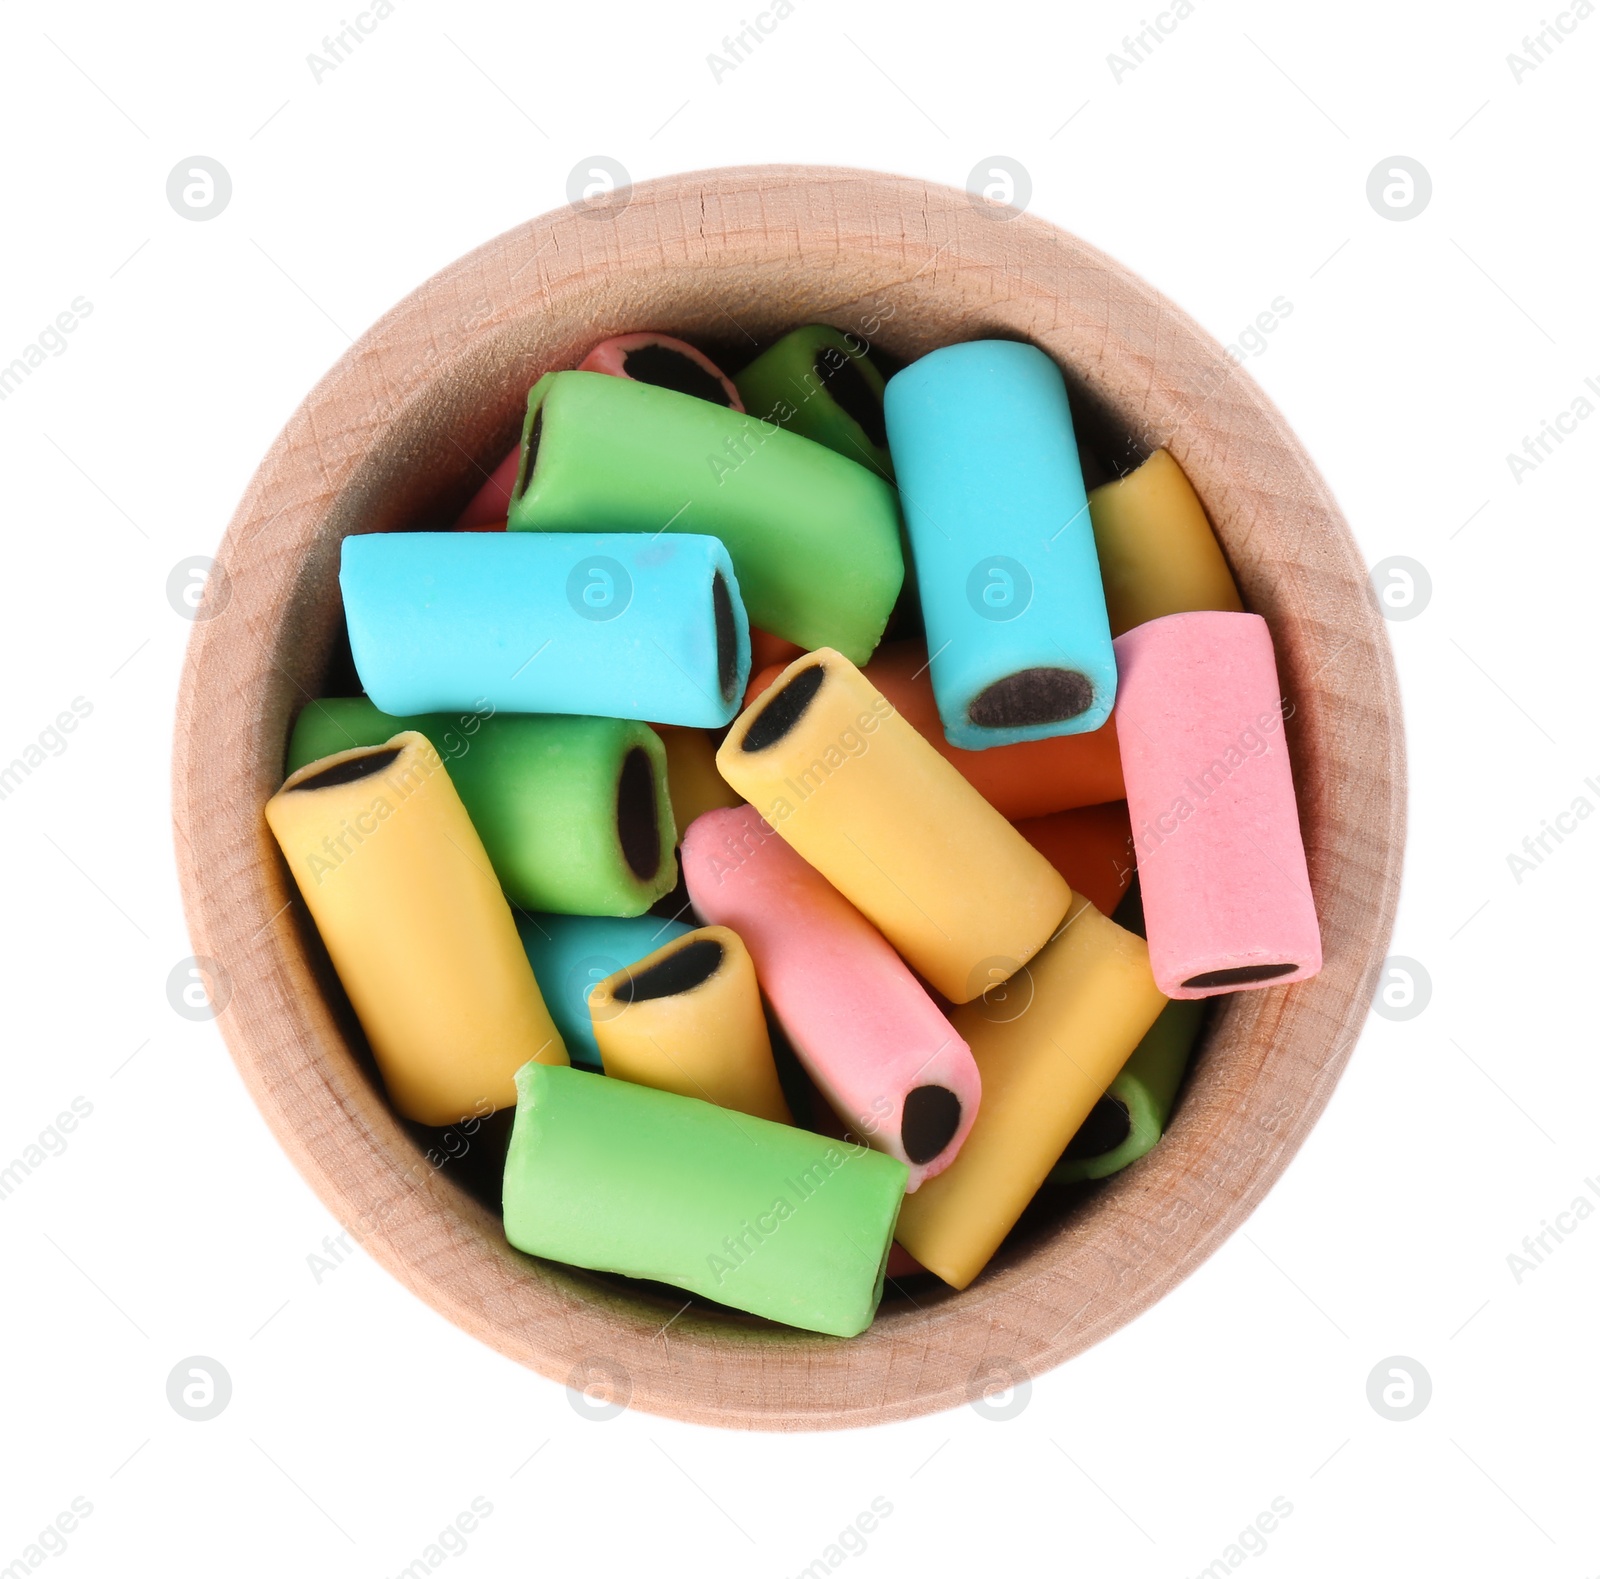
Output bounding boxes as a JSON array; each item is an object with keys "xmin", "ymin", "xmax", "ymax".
[{"xmin": 171, "ymin": 166, "xmax": 1405, "ymax": 1430}]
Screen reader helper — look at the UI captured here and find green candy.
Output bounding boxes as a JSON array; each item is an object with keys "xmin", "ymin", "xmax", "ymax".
[
  {"xmin": 1050, "ymin": 999, "xmax": 1206, "ymax": 1184},
  {"xmin": 734, "ymin": 325, "xmax": 895, "ymax": 481},
  {"xmin": 286, "ymin": 698, "xmax": 676, "ymax": 917},
  {"xmin": 507, "ymin": 371, "xmax": 904, "ymax": 664},
  {"xmin": 503, "ymin": 1063, "xmax": 907, "ymax": 1337}
]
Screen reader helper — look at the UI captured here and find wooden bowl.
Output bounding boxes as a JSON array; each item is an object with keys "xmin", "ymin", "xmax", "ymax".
[{"xmin": 172, "ymin": 166, "xmax": 1404, "ymax": 1430}]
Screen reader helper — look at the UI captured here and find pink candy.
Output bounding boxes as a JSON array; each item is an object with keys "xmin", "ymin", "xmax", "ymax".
[
  {"xmin": 683, "ymin": 805, "xmax": 979, "ymax": 1190},
  {"xmin": 1113, "ymin": 611, "xmax": 1321, "ymax": 998}
]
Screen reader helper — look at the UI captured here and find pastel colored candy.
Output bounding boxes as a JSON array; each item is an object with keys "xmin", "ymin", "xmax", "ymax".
[
  {"xmin": 1050, "ymin": 998, "xmax": 1205, "ymax": 1184},
  {"xmin": 1012, "ymin": 802, "xmax": 1134, "ymax": 917},
  {"xmin": 651, "ymin": 724, "xmax": 742, "ymax": 835},
  {"xmin": 716, "ymin": 650, "xmax": 1072, "ymax": 1003},
  {"xmin": 502, "ymin": 1063, "xmax": 907, "ymax": 1338},
  {"xmin": 457, "ymin": 335, "xmax": 745, "ymax": 530},
  {"xmin": 588, "ymin": 925, "xmax": 792, "ymax": 1124},
  {"xmin": 578, "ymin": 332, "xmax": 743, "ymax": 409},
  {"xmin": 287, "ymin": 698, "xmax": 677, "ymax": 916},
  {"xmin": 893, "ymin": 897, "xmax": 1167, "ymax": 1288},
  {"xmin": 340, "ymin": 531, "xmax": 750, "ymax": 728},
  {"xmin": 683, "ymin": 805, "xmax": 979, "ymax": 1190},
  {"xmin": 864, "ymin": 641, "xmax": 1125, "ymax": 817},
  {"xmin": 456, "ymin": 444, "xmax": 520, "ymax": 529},
  {"xmin": 1088, "ymin": 448, "xmax": 1242, "ymax": 636},
  {"xmin": 517, "ymin": 912, "xmax": 691, "ymax": 1072},
  {"xmin": 883, "ymin": 339, "xmax": 1117, "ymax": 746},
  {"xmin": 506, "ymin": 371, "xmax": 904, "ymax": 664},
  {"xmin": 734, "ymin": 324, "xmax": 894, "ymax": 480},
  {"xmin": 264, "ymin": 733, "xmax": 567, "ymax": 1125},
  {"xmin": 1113, "ymin": 611, "xmax": 1321, "ymax": 997}
]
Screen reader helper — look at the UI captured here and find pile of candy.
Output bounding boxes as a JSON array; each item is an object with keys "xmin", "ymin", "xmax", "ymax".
[{"xmin": 267, "ymin": 326, "xmax": 1321, "ymax": 1338}]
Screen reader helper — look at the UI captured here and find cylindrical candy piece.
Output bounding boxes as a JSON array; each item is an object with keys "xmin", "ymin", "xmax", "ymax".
[
  {"xmin": 1013, "ymin": 802, "xmax": 1134, "ymax": 917},
  {"xmin": 1114, "ymin": 611, "xmax": 1321, "ymax": 997},
  {"xmin": 264, "ymin": 733, "xmax": 567, "ymax": 1125},
  {"xmin": 651, "ymin": 724, "xmax": 741, "ymax": 836},
  {"xmin": 506, "ymin": 371, "xmax": 904, "ymax": 663},
  {"xmin": 502, "ymin": 1063, "xmax": 908, "ymax": 1338},
  {"xmin": 287, "ymin": 698, "xmax": 676, "ymax": 916},
  {"xmin": 588, "ymin": 925, "xmax": 792, "ymax": 1124},
  {"xmin": 579, "ymin": 332, "xmax": 743, "ymax": 410},
  {"xmin": 1050, "ymin": 998, "xmax": 1205, "ymax": 1184},
  {"xmin": 517, "ymin": 912, "xmax": 691, "ymax": 1072},
  {"xmin": 716, "ymin": 650, "xmax": 1072, "ymax": 1002},
  {"xmin": 340, "ymin": 530, "xmax": 750, "ymax": 727},
  {"xmin": 893, "ymin": 898, "xmax": 1167, "ymax": 1288},
  {"xmin": 1088, "ymin": 448, "xmax": 1242, "ymax": 636},
  {"xmin": 684, "ymin": 805, "xmax": 979, "ymax": 1189},
  {"xmin": 734, "ymin": 325, "xmax": 894, "ymax": 480},
  {"xmin": 864, "ymin": 641, "xmax": 1125, "ymax": 817},
  {"xmin": 884, "ymin": 339, "xmax": 1117, "ymax": 746}
]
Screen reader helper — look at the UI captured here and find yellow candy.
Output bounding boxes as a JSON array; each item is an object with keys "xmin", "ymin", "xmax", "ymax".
[
  {"xmin": 894, "ymin": 897, "xmax": 1167, "ymax": 1288},
  {"xmin": 589, "ymin": 926, "xmax": 792, "ymax": 1124},
  {"xmin": 264, "ymin": 732, "xmax": 567, "ymax": 1126},
  {"xmin": 716, "ymin": 649, "xmax": 1071, "ymax": 1002},
  {"xmin": 1087, "ymin": 449, "xmax": 1243, "ymax": 636},
  {"xmin": 652, "ymin": 724, "xmax": 742, "ymax": 835}
]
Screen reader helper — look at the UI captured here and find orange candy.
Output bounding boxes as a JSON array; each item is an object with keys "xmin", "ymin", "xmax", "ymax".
[
  {"xmin": 1012, "ymin": 802, "xmax": 1134, "ymax": 915},
  {"xmin": 743, "ymin": 660, "xmax": 786, "ymax": 711},
  {"xmin": 868, "ymin": 642, "xmax": 1123, "ymax": 817},
  {"xmin": 741, "ymin": 642, "xmax": 1125, "ymax": 817},
  {"xmin": 748, "ymin": 626, "xmax": 806, "ymax": 674}
]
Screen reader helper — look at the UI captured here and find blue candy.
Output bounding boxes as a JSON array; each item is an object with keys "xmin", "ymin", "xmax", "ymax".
[
  {"xmin": 884, "ymin": 340, "xmax": 1116, "ymax": 748},
  {"xmin": 340, "ymin": 531, "xmax": 750, "ymax": 726}
]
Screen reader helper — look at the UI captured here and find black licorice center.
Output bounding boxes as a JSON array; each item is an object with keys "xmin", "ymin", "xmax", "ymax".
[
  {"xmin": 512, "ymin": 407, "xmax": 543, "ymax": 502},
  {"xmin": 741, "ymin": 664, "xmax": 825, "ymax": 752},
  {"xmin": 902, "ymin": 1085, "xmax": 961, "ymax": 1165},
  {"xmin": 968, "ymin": 668, "xmax": 1094, "ymax": 730},
  {"xmin": 1182, "ymin": 962, "xmax": 1299, "ymax": 989},
  {"xmin": 813, "ymin": 347, "xmax": 887, "ymax": 449},
  {"xmin": 623, "ymin": 343, "xmax": 734, "ymax": 407},
  {"xmin": 616, "ymin": 747, "xmax": 662, "ymax": 882},
  {"xmin": 616, "ymin": 937, "xmax": 724, "ymax": 1002},
  {"xmin": 712, "ymin": 571, "xmax": 737, "ymax": 702},
  {"xmin": 291, "ymin": 747, "xmax": 402, "ymax": 792},
  {"xmin": 1062, "ymin": 1095, "xmax": 1132, "ymax": 1161}
]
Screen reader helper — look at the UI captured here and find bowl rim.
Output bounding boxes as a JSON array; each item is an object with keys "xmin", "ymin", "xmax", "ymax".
[{"xmin": 172, "ymin": 163, "xmax": 1405, "ymax": 1431}]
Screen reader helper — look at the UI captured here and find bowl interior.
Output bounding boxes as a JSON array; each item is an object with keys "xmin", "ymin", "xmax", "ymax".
[{"xmin": 173, "ymin": 167, "xmax": 1404, "ymax": 1430}]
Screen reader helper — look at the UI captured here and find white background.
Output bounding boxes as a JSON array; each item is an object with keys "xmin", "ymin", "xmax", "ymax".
[{"xmin": 2, "ymin": 0, "xmax": 1597, "ymax": 1574}]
